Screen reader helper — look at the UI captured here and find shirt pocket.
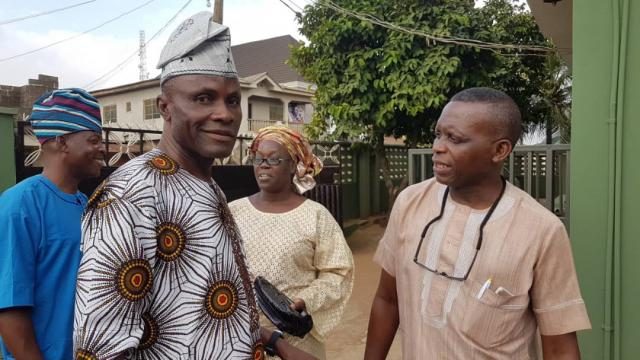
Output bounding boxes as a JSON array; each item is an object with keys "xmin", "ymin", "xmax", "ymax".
[{"xmin": 461, "ymin": 278, "xmax": 530, "ymax": 348}]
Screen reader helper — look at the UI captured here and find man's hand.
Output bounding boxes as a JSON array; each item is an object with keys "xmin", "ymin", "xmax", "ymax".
[
  {"xmin": 0, "ymin": 308, "xmax": 44, "ymax": 360},
  {"xmin": 541, "ymin": 332, "xmax": 581, "ymax": 360},
  {"xmin": 259, "ymin": 327, "xmax": 318, "ymax": 360}
]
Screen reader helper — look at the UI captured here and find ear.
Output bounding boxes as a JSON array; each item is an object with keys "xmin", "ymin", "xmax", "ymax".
[
  {"xmin": 157, "ymin": 94, "xmax": 171, "ymax": 122},
  {"xmin": 55, "ymin": 135, "xmax": 70, "ymax": 153},
  {"xmin": 492, "ymin": 139, "xmax": 512, "ymax": 163}
]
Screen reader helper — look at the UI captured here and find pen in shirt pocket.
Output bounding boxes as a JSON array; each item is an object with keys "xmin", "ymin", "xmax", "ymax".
[{"xmin": 476, "ymin": 278, "xmax": 492, "ymax": 299}]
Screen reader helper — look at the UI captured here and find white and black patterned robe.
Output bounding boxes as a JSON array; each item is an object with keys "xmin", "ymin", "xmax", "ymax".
[{"xmin": 74, "ymin": 149, "xmax": 263, "ymax": 360}]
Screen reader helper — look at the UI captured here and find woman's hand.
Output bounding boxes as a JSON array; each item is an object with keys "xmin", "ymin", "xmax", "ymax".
[{"xmin": 290, "ymin": 298, "xmax": 306, "ymax": 313}]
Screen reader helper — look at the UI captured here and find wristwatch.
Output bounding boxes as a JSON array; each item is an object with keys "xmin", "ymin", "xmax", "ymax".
[{"xmin": 265, "ymin": 329, "xmax": 284, "ymax": 356}]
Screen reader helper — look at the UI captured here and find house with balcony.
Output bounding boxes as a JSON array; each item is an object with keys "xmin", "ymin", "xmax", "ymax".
[{"xmin": 91, "ymin": 35, "xmax": 315, "ymax": 136}]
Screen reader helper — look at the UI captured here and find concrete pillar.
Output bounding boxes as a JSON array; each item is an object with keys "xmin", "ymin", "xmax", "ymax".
[
  {"xmin": 240, "ymin": 93, "xmax": 249, "ymax": 134},
  {"xmin": 283, "ymin": 100, "xmax": 290, "ymax": 126},
  {"xmin": 0, "ymin": 107, "xmax": 17, "ymax": 192}
]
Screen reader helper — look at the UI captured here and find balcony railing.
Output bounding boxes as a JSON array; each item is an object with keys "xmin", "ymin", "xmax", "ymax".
[{"xmin": 248, "ymin": 118, "xmax": 306, "ymax": 133}]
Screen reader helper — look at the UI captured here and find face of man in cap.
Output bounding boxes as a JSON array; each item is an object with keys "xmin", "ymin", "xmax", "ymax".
[
  {"xmin": 40, "ymin": 130, "xmax": 105, "ymax": 180},
  {"xmin": 158, "ymin": 74, "xmax": 242, "ymax": 160},
  {"xmin": 57, "ymin": 131, "xmax": 105, "ymax": 178}
]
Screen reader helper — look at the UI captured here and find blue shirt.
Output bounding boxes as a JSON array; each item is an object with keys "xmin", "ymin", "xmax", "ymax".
[{"xmin": 0, "ymin": 175, "xmax": 86, "ymax": 360}]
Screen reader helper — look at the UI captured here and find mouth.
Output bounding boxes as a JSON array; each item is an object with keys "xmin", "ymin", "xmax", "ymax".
[
  {"xmin": 433, "ymin": 161, "xmax": 451, "ymax": 170},
  {"xmin": 94, "ymin": 155, "xmax": 106, "ymax": 167},
  {"xmin": 257, "ymin": 173, "xmax": 272, "ymax": 180},
  {"xmin": 201, "ymin": 129, "xmax": 236, "ymax": 141},
  {"xmin": 432, "ymin": 160, "xmax": 452, "ymax": 175}
]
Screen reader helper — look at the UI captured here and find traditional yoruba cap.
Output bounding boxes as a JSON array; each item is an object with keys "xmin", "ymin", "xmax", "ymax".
[
  {"xmin": 157, "ymin": 11, "xmax": 237, "ymax": 86},
  {"xmin": 251, "ymin": 126, "xmax": 323, "ymax": 194},
  {"xmin": 28, "ymin": 88, "xmax": 102, "ymax": 144}
]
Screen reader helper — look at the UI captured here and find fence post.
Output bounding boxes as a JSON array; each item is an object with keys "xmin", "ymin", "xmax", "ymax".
[
  {"xmin": 0, "ymin": 107, "xmax": 17, "ymax": 192},
  {"xmin": 358, "ymin": 148, "xmax": 371, "ymax": 218},
  {"xmin": 545, "ymin": 148, "xmax": 553, "ymax": 211}
]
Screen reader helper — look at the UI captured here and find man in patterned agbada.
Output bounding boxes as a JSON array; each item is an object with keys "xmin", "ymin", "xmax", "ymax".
[{"xmin": 73, "ymin": 12, "xmax": 315, "ymax": 360}]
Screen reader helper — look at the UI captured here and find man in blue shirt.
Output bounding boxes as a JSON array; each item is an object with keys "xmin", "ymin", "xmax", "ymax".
[{"xmin": 0, "ymin": 88, "xmax": 104, "ymax": 360}]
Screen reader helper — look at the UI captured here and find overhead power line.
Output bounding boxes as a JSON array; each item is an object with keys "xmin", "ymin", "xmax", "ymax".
[
  {"xmin": 277, "ymin": 0, "xmax": 303, "ymax": 16},
  {"xmin": 0, "ymin": 0, "xmax": 98, "ymax": 26},
  {"xmin": 289, "ymin": 0, "xmax": 555, "ymax": 56},
  {"xmin": 84, "ymin": 0, "xmax": 194, "ymax": 90},
  {"xmin": 0, "ymin": 0, "xmax": 158, "ymax": 63}
]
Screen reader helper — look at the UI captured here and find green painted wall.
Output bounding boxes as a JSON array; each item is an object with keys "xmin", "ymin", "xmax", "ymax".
[
  {"xmin": 572, "ymin": 0, "xmax": 638, "ymax": 358},
  {"xmin": 0, "ymin": 107, "xmax": 17, "ymax": 193}
]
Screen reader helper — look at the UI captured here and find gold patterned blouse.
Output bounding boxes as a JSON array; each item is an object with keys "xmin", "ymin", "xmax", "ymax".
[{"xmin": 229, "ymin": 197, "xmax": 354, "ymax": 359}]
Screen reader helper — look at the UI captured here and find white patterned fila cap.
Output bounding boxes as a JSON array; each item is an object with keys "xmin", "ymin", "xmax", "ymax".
[{"xmin": 157, "ymin": 11, "xmax": 237, "ymax": 86}]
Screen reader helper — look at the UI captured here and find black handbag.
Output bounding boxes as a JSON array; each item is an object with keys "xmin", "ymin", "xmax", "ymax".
[{"xmin": 254, "ymin": 276, "xmax": 314, "ymax": 338}]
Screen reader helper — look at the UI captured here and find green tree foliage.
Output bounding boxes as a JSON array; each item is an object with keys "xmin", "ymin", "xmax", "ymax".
[
  {"xmin": 532, "ymin": 54, "xmax": 572, "ymax": 143},
  {"xmin": 290, "ymin": 0, "xmax": 567, "ymax": 206}
]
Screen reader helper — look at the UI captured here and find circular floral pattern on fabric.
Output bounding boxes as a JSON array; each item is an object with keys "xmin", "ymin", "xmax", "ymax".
[
  {"xmin": 206, "ymin": 280, "xmax": 239, "ymax": 319},
  {"xmin": 252, "ymin": 342, "xmax": 265, "ymax": 360},
  {"xmin": 148, "ymin": 154, "xmax": 178, "ymax": 175},
  {"xmin": 116, "ymin": 259, "xmax": 153, "ymax": 302},
  {"xmin": 75, "ymin": 349, "xmax": 98, "ymax": 360},
  {"xmin": 139, "ymin": 312, "xmax": 159, "ymax": 350},
  {"xmin": 156, "ymin": 222, "xmax": 186, "ymax": 262}
]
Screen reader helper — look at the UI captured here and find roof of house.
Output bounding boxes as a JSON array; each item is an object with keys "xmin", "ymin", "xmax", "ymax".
[
  {"xmin": 92, "ymin": 72, "xmax": 313, "ymax": 98},
  {"xmin": 231, "ymin": 35, "xmax": 306, "ymax": 84},
  {"xmin": 92, "ymin": 35, "xmax": 310, "ymax": 97}
]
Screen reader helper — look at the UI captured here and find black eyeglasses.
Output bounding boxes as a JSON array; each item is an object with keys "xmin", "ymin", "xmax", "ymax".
[
  {"xmin": 251, "ymin": 157, "xmax": 290, "ymax": 166},
  {"xmin": 413, "ymin": 177, "xmax": 507, "ymax": 281}
]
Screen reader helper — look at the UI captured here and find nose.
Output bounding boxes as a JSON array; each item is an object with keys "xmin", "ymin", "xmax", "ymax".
[
  {"xmin": 209, "ymin": 101, "xmax": 236, "ymax": 124},
  {"xmin": 432, "ymin": 137, "xmax": 446, "ymax": 154}
]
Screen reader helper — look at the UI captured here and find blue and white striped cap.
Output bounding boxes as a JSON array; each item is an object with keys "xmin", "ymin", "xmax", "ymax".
[{"xmin": 29, "ymin": 88, "xmax": 102, "ymax": 144}]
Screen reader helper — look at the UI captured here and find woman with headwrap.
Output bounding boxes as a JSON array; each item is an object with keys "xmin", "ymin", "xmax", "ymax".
[{"xmin": 229, "ymin": 126, "xmax": 354, "ymax": 359}]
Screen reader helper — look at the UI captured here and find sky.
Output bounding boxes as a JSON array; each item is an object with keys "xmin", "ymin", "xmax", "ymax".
[
  {"xmin": 0, "ymin": 0, "xmax": 307, "ymax": 90},
  {"xmin": 0, "ymin": 0, "xmax": 491, "ymax": 91}
]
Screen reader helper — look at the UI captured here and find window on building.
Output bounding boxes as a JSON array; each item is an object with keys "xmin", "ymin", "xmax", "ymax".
[
  {"xmin": 248, "ymin": 103, "xmax": 253, "ymax": 119},
  {"xmin": 269, "ymin": 103, "xmax": 283, "ymax": 121},
  {"xmin": 126, "ymin": 102, "xmax": 131, "ymax": 112},
  {"xmin": 103, "ymin": 105, "xmax": 117, "ymax": 124},
  {"xmin": 143, "ymin": 99, "xmax": 161, "ymax": 120}
]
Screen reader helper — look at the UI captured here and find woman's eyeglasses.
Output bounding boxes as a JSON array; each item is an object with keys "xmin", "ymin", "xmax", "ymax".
[
  {"xmin": 251, "ymin": 157, "xmax": 290, "ymax": 166},
  {"xmin": 413, "ymin": 177, "xmax": 506, "ymax": 281}
]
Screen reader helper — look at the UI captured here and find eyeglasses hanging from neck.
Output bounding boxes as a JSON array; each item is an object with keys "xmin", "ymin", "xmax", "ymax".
[{"xmin": 413, "ymin": 177, "xmax": 507, "ymax": 281}]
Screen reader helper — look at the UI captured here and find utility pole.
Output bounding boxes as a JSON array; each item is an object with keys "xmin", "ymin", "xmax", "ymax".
[
  {"xmin": 213, "ymin": 0, "xmax": 223, "ymax": 23},
  {"xmin": 138, "ymin": 30, "xmax": 149, "ymax": 81}
]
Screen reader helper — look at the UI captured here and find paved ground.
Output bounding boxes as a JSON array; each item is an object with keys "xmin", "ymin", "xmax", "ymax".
[{"xmin": 325, "ymin": 221, "xmax": 402, "ymax": 360}]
